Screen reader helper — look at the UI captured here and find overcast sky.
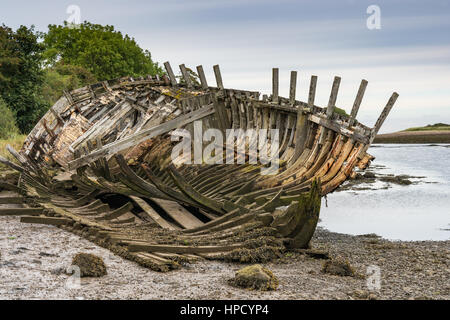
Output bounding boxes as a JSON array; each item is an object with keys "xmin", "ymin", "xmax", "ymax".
[{"xmin": 2, "ymin": 0, "xmax": 449, "ymax": 132}]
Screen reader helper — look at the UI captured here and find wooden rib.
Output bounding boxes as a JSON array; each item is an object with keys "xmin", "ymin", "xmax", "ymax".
[
  {"xmin": 272, "ymin": 68, "xmax": 279, "ymax": 103},
  {"xmin": 179, "ymin": 64, "xmax": 193, "ymax": 88},
  {"xmin": 20, "ymin": 216, "xmax": 71, "ymax": 226},
  {"xmin": 348, "ymin": 79, "xmax": 368, "ymax": 127},
  {"xmin": 213, "ymin": 65, "xmax": 224, "ymax": 90},
  {"xmin": 196, "ymin": 65, "xmax": 208, "ymax": 90},
  {"xmin": 0, "ymin": 208, "xmax": 43, "ymax": 216},
  {"xmin": 129, "ymin": 196, "xmax": 179, "ymax": 230},
  {"xmin": 289, "ymin": 71, "xmax": 297, "ymax": 105},
  {"xmin": 164, "ymin": 62, "xmax": 177, "ymax": 86},
  {"xmin": 0, "ymin": 197, "xmax": 24, "ymax": 204},
  {"xmin": 124, "ymin": 242, "xmax": 242, "ymax": 254},
  {"xmin": 151, "ymin": 198, "xmax": 204, "ymax": 229}
]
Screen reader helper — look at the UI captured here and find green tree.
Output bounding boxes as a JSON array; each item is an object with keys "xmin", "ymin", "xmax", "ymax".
[
  {"xmin": 41, "ymin": 62, "xmax": 97, "ymax": 106},
  {"xmin": 0, "ymin": 98, "xmax": 19, "ymax": 139},
  {"xmin": 44, "ymin": 22, "xmax": 164, "ymax": 81},
  {"xmin": 0, "ymin": 24, "xmax": 47, "ymax": 133}
]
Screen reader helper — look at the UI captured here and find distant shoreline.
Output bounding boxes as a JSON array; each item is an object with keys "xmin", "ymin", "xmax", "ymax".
[{"xmin": 374, "ymin": 130, "xmax": 450, "ymax": 144}]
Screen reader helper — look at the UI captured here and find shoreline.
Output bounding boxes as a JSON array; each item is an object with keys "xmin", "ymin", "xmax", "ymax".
[
  {"xmin": 1, "ymin": 212, "xmax": 448, "ymax": 300},
  {"xmin": 374, "ymin": 130, "xmax": 450, "ymax": 144}
]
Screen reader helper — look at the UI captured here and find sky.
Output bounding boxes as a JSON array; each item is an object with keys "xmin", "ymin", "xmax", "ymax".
[{"xmin": 1, "ymin": 0, "xmax": 449, "ymax": 133}]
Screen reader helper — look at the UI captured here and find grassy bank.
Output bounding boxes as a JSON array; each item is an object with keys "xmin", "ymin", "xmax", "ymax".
[
  {"xmin": 403, "ymin": 123, "xmax": 450, "ymax": 132},
  {"xmin": 0, "ymin": 135, "xmax": 26, "ymax": 170},
  {"xmin": 374, "ymin": 123, "xmax": 450, "ymax": 144}
]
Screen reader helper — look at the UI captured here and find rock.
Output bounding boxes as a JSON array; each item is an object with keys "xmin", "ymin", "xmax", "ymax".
[
  {"xmin": 352, "ymin": 289, "xmax": 369, "ymax": 299},
  {"xmin": 305, "ymin": 248, "xmax": 330, "ymax": 260},
  {"xmin": 322, "ymin": 258, "xmax": 355, "ymax": 277},
  {"xmin": 71, "ymin": 253, "xmax": 107, "ymax": 278},
  {"xmin": 363, "ymin": 172, "xmax": 376, "ymax": 179},
  {"xmin": 228, "ymin": 264, "xmax": 278, "ymax": 291}
]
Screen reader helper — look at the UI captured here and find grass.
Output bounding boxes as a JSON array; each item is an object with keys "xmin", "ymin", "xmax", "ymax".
[
  {"xmin": 403, "ymin": 123, "xmax": 450, "ymax": 132},
  {"xmin": 0, "ymin": 134, "xmax": 26, "ymax": 170}
]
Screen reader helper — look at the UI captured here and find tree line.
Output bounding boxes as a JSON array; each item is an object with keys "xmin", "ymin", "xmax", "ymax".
[{"xmin": 0, "ymin": 21, "xmax": 164, "ymax": 138}]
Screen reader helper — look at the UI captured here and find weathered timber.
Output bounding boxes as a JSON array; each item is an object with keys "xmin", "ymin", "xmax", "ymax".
[{"xmin": 0, "ymin": 62, "xmax": 398, "ymax": 272}]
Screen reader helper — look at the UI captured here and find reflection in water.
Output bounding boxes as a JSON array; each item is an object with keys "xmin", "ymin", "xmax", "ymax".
[{"xmin": 319, "ymin": 144, "xmax": 450, "ymax": 241}]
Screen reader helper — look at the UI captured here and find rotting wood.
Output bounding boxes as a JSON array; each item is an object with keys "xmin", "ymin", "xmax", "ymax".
[{"xmin": 0, "ymin": 62, "xmax": 398, "ymax": 273}]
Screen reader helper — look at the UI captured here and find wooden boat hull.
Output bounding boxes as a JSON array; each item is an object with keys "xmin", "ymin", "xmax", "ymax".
[{"xmin": 0, "ymin": 63, "xmax": 398, "ymax": 271}]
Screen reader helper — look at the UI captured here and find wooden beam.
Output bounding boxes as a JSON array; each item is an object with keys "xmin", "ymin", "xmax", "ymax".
[
  {"xmin": 0, "ymin": 197, "xmax": 24, "ymax": 204},
  {"xmin": 289, "ymin": 71, "xmax": 297, "ymax": 105},
  {"xmin": 179, "ymin": 64, "xmax": 193, "ymax": 88},
  {"xmin": 0, "ymin": 208, "xmax": 43, "ymax": 216},
  {"xmin": 164, "ymin": 61, "xmax": 177, "ymax": 86},
  {"xmin": 213, "ymin": 65, "xmax": 224, "ymax": 90},
  {"xmin": 308, "ymin": 114, "xmax": 369, "ymax": 144},
  {"xmin": 272, "ymin": 68, "xmax": 279, "ymax": 103},
  {"xmin": 327, "ymin": 76, "xmax": 341, "ymax": 118},
  {"xmin": 20, "ymin": 216, "xmax": 71, "ymax": 226},
  {"xmin": 196, "ymin": 65, "xmax": 208, "ymax": 90},
  {"xmin": 68, "ymin": 104, "xmax": 216, "ymax": 170},
  {"xmin": 124, "ymin": 242, "xmax": 242, "ymax": 254},
  {"xmin": 308, "ymin": 76, "xmax": 318, "ymax": 107},
  {"xmin": 348, "ymin": 79, "xmax": 368, "ymax": 127},
  {"xmin": 371, "ymin": 92, "xmax": 399, "ymax": 140}
]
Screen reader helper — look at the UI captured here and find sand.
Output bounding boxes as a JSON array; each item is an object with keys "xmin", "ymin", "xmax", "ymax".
[{"xmin": 1, "ymin": 206, "xmax": 448, "ymax": 300}]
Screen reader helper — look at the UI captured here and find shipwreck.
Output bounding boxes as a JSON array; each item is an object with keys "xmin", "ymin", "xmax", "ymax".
[{"xmin": 0, "ymin": 63, "xmax": 398, "ymax": 271}]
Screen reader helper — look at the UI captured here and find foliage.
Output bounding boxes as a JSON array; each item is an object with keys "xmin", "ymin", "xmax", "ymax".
[
  {"xmin": 404, "ymin": 123, "xmax": 450, "ymax": 132},
  {"xmin": 0, "ymin": 98, "xmax": 19, "ymax": 139},
  {"xmin": 0, "ymin": 24, "xmax": 48, "ymax": 133},
  {"xmin": 41, "ymin": 62, "xmax": 97, "ymax": 106},
  {"xmin": 43, "ymin": 22, "xmax": 164, "ymax": 81}
]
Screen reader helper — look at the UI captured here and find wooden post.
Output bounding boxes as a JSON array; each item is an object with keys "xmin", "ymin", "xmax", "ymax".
[
  {"xmin": 289, "ymin": 71, "xmax": 297, "ymax": 105},
  {"xmin": 327, "ymin": 76, "xmax": 341, "ymax": 118},
  {"xmin": 164, "ymin": 62, "xmax": 177, "ymax": 86},
  {"xmin": 179, "ymin": 64, "xmax": 193, "ymax": 88},
  {"xmin": 213, "ymin": 65, "xmax": 224, "ymax": 90},
  {"xmin": 293, "ymin": 75, "xmax": 318, "ymax": 160},
  {"xmin": 371, "ymin": 92, "xmax": 399, "ymax": 140},
  {"xmin": 348, "ymin": 79, "xmax": 368, "ymax": 127},
  {"xmin": 272, "ymin": 68, "xmax": 279, "ymax": 103},
  {"xmin": 308, "ymin": 76, "xmax": 318, "ymax": 107},
  {"xmin": 196, "ymin": 65, "xmax": 208, "ymax": 90}
]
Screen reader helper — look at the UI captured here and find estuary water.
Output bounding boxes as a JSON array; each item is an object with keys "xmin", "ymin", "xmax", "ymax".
[{"xmin": 319, "ymin": 144, "xmax": 450, "ymax": 241}]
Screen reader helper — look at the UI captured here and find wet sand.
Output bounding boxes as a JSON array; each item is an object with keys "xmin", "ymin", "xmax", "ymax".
[{"xmin": 1, "ymin": 207, "xmax": 448, "ymax": 300}]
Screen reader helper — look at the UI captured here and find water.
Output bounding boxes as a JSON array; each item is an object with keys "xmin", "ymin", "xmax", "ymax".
[{"xmin": 319, "ymin": 144, "xmax": 450, "ymax": 241}]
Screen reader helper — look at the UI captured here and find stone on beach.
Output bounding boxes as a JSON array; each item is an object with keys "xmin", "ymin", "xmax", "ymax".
[
  {"xmin": 229, "ymin": 264, "xmax": 279, "ymax": 291},
  {"xmin": 70, "ymin": 253, "xmax": 107, "ymax": 277}
]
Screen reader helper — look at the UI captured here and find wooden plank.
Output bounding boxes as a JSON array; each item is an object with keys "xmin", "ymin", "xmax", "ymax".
[
  {"xmin": 272, "ymin": 68, "xmax": 279, "ymax": 103},
  {"xmin": 179, "ymin": 64, "xmax": 193, "ymax": 88},
  {"xmin": 68, "ymin": 104, "xmax": 216, "ymax": 170},
  {"xmin": 348, "ymin": 79, "xmax": 368, "ymax": 127},
  {"xmin": 164, "ymin": 61, "xmax": 177, "ymax": 86},
  {"xmin": 0, "ymin": 197, "xmax": 24, "ymax": 204},
  {"xmin": 20, "ymin": 216, "xmax": 71, "ymax": 226},
  {"xmin": 0, "ymin": 208, "xmax": 43, "ymax": 216},
  {"xmin": 371, "ymin": 92, "xmax": 399, "ymax": 140},
  {"xmin": 289, "ymin": 71, "xmax": 297, "ymax": 105},
  {"xmin": 327, "ymin": 76, "xmax": 341, "ymax": 118},
  {"xmin": 308, "ymin": 114, "xmax": 369, "ymax": 144},
  {"xmin": 308, "ymin": 76, "xmax": 318, "ymax": 106},
  {"xmin": 213, "ymin": 65, "xmax": 224, "ymax": 90},
  {"xmin": 124, "ymin": 242, "xmax": 242, "ymax": 254},
  {"xmin": 96, "ymin": 202, "xmax": 134, "ymax": 221},
  {"xmin": 152, "ymin": 199, "xmax": 204, "ymax": 229},
  {"xmin": 130, "ymin": 196, "xmax": 178, "ymax": 230},
  {"xmin": 196, "ymin": 65, "xmax": 208, "ymax": 90}
]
